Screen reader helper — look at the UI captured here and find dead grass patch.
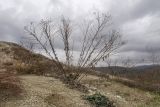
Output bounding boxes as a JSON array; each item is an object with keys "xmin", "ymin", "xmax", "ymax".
[
  {"xmin": 114, "ymin": 78, "xmax": 160, "ymax": 93},
  {"xmin": 0, "ymin": 71, "xmax": 23, "ymax": 102},
  {"xmin": 45, "ymin": 93, "xmax": 67, "ymax": 107}
]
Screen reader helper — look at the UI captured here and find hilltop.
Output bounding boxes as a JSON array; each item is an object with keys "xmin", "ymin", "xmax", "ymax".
[{"xmin": 0, "ymin": 41, "xmax": 160, "ymax": 107}]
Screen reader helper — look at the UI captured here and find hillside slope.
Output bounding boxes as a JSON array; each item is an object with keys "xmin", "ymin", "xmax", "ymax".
[
  {"xmin": 0, "ymin": 41, "xmax": 160, "ymax": 107},
  {"xmin": 0, "ymin": 41, "xmax": 59, "ymax": 75}
]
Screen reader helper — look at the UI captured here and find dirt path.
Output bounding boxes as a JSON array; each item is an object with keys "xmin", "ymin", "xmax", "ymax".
[{"xmin": 1, "ymin": 75, "xmax": 90, "ymax": 107}]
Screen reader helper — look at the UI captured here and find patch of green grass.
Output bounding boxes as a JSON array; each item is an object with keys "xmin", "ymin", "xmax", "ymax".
[{"xmin": 84, "ymin": 92, "xmax": 115, "ymax": 107}]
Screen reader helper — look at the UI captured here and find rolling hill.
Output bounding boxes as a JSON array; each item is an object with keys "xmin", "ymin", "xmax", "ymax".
[{"xmin": 0, "ymin": 41, "xmax": 160, "ymax": 107}]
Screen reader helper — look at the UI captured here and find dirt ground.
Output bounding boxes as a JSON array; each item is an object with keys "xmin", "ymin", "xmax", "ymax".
[
  {"xmin": 0, "ymin": 75, "xmax": 91, "ymax": 107},
  {"xmin": 0, "ymin": 42, "xmax": 159, "ymax": 107},
  {"xmin": 0, "ymin": 74, "xmax": 159, "ymax": 107}
]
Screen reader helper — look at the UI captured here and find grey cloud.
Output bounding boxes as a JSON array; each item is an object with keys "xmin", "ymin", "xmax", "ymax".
[
  {"xmin": 131, "ymin": 0, "xmax": 160, "ymax": 18},
  {"xmin": 0, "ymin": 8, "xmax": 23, "ymax": 42},
  {"xmin": 105, "ymin": 0, "xmax": 160, "ymax": 26},
  {"xmin": 0, "ymin": 0, "xmax": 160, "ymax": 65}
]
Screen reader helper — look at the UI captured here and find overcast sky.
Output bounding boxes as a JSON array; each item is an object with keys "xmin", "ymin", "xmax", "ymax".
[{"xmin": 0, "ymin": 0, "xmax": 160, "ymax": 66}]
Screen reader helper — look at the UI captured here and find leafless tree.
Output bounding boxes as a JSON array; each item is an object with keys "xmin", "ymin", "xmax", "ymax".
[
  {"xmin": 24, "ymin": 20, "xmax": 67, "ymax": 78},
  {"xmin": 59, "ymin": 18, "xmax": 72, "ymax": 66},
  {"xmin": 146, "ymin": 46, "xmax": 160, "ymax": 65},
  {"xmin": 77, "ymin": 13, "xmax": 123, "ymax": 68},
  {"xmin": 106, "ymin": 58, "xmax": 119, "ymax": 75},
  {"xmin": 121, "ymin": 57, "xmax": 135, "ymax": 68},
  {"xmin": 24, "ymin": 12, "xmax": 124, "ymax": 83},
  {"xmin": 19, "ymin": 37, "xmax": 36, "ymax": 52}
]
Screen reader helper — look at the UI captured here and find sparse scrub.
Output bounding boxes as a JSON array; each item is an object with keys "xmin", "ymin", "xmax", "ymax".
[
  {"xmin": 113, "ymin": 77, "xmax": 160, "ymax": 93},
  {"xmin": 1, "ymin": 47, "xmax": 11, "ymax": 54},
  {"xmin": 10, "ymin": 45, "xmax": 58, "ymax": 75},
  {"xmin": 0, "ymin": 71, "xmax": 22, "ymax": 102},
  {"xmin": 14, "ymin": 60, "xmax": 56, "ymax": 75},
  {"xmin": 15, "ymin": 63, "xmax": 34, "ymax": 74}
]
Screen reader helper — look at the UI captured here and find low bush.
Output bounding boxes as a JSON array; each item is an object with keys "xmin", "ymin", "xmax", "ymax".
[
  {"xmin": 84, "ymin": 93, "xmax": 115, "ymax": 107},
  {"xmin": 14, "ymin": 60, "xmax": 56, "ymax": 75},
  {"xmin": 15, "ymin": 63, "xmax": 34, "ymax": 74}
]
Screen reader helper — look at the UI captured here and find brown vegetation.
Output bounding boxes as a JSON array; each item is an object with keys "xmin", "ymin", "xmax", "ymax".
[
  {"xmin": 10, "ymin": 44, "xmax": 59, "ymax": 76},
  {"xmin": 113, "ymin": 77, "xmax": 160, "ymax": 93},
  {"xmin": 0, "ymin": 70, "xmax": 22, "ymax": 102},
  {"xmin": 96, "ymin": 65, "xmax": 160, "ymax": 93}
]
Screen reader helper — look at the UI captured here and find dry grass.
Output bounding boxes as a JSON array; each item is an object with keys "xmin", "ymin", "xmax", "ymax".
[
  {"xmin": 45, "ymin": 93, "xmax": 66, "ymax": 107},
  {"xmin": 81, "ymin": 75, "xmax": 160, "ymax": 107},
  {"xmin": 113, "ymin": 77, "xmax": 160, "ymax": 93},
  {"xmin": 0, "ymin": 42, "xmax": 23, "ymax": 103},
  {"xmin": 1, "ymin": 41, "xmax": 160, "ymax": 107},
  {"xmin": 10, "ymin": 44, "xmax": 60, "ymax": 76},
  {"xmin": 0, "ymin": 71, "xmax": 22, "ymax": 103},
  {"xmin": 2, "ymin": 75, "xmax": 91, "ymax": 107}
]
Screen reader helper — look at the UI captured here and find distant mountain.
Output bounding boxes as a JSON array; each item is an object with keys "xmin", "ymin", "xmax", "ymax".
[
  {"xmin": 96, "ymin": 64, "xmax": 160, "ymax": 87},
  {"xmin": 96, "ymin": 64, "xmax": 160, "ymax": 73},
  {"xmin": 95, "ymin": 64, "xmax": 160, "ymax": 77},
  {"xmin": 134, "ymin": 64, "xmax": 160, "ymax": 70}
]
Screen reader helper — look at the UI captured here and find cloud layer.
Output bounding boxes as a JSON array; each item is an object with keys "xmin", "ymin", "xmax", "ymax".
[{"xmin": 0, "ymin": 0, "xmax": 160, "ymax": 65}]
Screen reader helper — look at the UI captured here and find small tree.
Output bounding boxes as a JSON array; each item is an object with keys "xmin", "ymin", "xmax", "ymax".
[
  {"xmin": 146, "ymin": 46, "xmax": 160, "ymax": 65},
  {"xmin": 19, "ymin": 37, "xmax": 36, "ymax": 52},
  {"xmin": 106, "ymin": 58, "xmax": 118, "ymax": 75},
  {"xmin": 24, "ymin": 12, "xmax": 124, "ymax": 83},
  {"xmin": 121, "ymin": 57, "xmax": 135, "ymax": 68}
]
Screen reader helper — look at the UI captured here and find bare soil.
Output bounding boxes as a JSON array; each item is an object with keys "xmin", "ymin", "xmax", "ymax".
[{"xmin": 0, "ymin": 75, "xmax": 91, "ymax": 107}]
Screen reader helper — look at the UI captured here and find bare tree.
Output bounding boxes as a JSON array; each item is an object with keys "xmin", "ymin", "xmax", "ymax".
[
  {"xmin": 146, "ymin": 46, "xmax": 160, "ymax": 65},
  {"xmin": 19, "ymin": 37, "xmax": 36, "ymax": 52},
  {"xmin": 78, "ymin": 13, "xmax": 123, "ymax": 68},
  {"xmin": 24, "ymin": 20, "xmax": 67, "ymax": 78},
  {"xmin": 106, "ymin": 58, "xmax": 119, "ymax": 75},
  {"xmin": 24, "ymin": 12, "xmax": 124, "ymax": 83},
  {"xmin": 59, "ymin": 17, "xmax": 72, "ymax": 66},
  {"xmin": 121, "ymin": 57, "xmax": 135, "ymax": 68}
]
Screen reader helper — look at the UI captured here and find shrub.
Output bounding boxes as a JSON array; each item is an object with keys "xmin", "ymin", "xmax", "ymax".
[
  {"xmin": 14, "ymin": 61, "xmax": 55, "ymax": 75},
  {"xmin": 15, "ymin": 63, "xmax": 34, "ymax": 74},
  {"xmin": 84, "ymin": 93, "xmax": 115, "ymax": 107}
]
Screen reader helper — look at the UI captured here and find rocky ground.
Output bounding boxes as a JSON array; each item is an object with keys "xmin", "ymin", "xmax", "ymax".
[{"xmin": 0, "ymin": 75, "xmax": 91, "ymax": 107}]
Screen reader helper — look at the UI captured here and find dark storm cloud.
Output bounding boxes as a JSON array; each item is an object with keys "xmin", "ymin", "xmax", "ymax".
[
  {"xmin": 104, "ymin": 0, "xmax": 160, "ymax": 62},
  {"xmin": 131, "ymin": 0, "xmax": 160, "ymax": 18},
  {"xmin": 107, "ymin": 0, "xmax": 160, "ymax": 25},
  {"xmin": 0, "ymin": 0, "xmax": 160, "ymax": 65}
]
